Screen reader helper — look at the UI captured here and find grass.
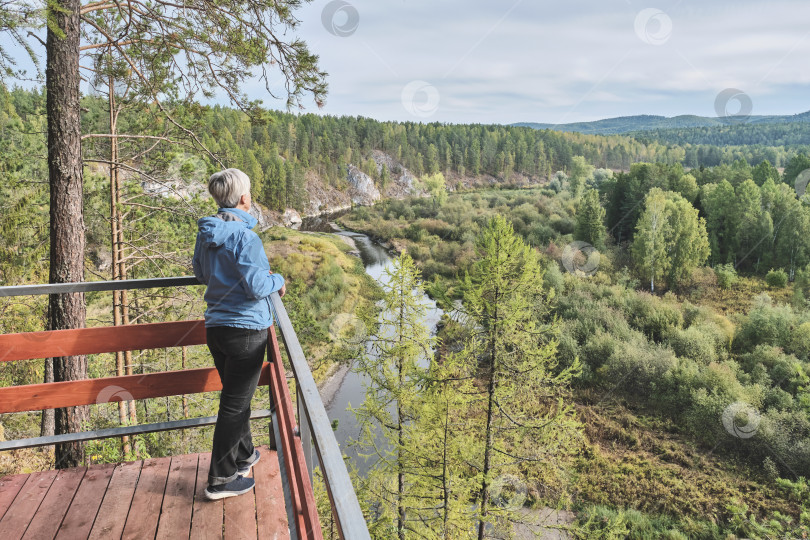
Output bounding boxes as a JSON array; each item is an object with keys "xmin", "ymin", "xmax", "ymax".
[
  {"xmin": 681, "ymin": 273, "xmax": 794, "ymax": 316},
  {"xmin": 261, "ymin": 227, "xmax": 380, "ymax": 382},
  {"xmin": 569, "ymin": 394, "xmax": 805, "ymax": 537}
]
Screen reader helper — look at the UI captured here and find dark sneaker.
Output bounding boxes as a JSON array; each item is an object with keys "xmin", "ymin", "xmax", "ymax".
[
  {"xmin": 237, "ymin": 449, "xmax": 261, "ymax": 476},
  {"xmin": 204, "ymin": 476, "xmax": 255, "ymax": 500}
]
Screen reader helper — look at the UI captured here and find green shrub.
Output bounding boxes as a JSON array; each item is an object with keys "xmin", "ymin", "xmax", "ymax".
[
  {"xmin": 599, "ymin": 336, "xmax": 677, "ymax": 395},
  {"xmin": 623, "ymin": 292, "xmax": 683, "ymax": 342},
  {"xmin": 667, "ymin": 324, "xmax": 719, "ymax": 364},
  {"xmin": 766, "ymin": 268, "xmax": 788, "ymax": 288},
  {"xmin": 580, "ymin": 331, "xmax": 619, "ymax": 370},
  {"xmin": 789, "ymin": 321, "xmax": 810, "ymax": 359},
  {"xmin": 556, "ymin": 327, "xmax": 580, "ymax": 371},
  {"xmin": 734, "ymin": 295, "xmax": 794, "ymax": 352},
  {"xmin": 543, "ymin": 259, "xmax": 565, "ymax": 296},
  {"xmin": 714, "ymin": 263, "xmax": 738, "ymax": 289}
]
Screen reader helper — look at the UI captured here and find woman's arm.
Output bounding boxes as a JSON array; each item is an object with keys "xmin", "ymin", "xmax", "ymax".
[{"xmin": 236, "ymin": 235, "xmax": 285, "ymax": 300}]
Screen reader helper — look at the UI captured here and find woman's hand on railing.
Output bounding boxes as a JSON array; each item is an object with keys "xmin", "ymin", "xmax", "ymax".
[{"xmin": 269, "ymin": 270, "xmax": 286, "ymax": 298}]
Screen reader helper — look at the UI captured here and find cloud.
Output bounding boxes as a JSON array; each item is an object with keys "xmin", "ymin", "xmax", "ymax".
[
  {"xmin": 5, "ymin": 0, "xmax": 805, "ymax": 124},
  {"xmin": 247, "ymin": 0, "xmax": 809, "ymax": 124}
]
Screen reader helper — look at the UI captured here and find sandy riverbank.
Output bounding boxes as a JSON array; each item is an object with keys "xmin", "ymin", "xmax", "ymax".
[{"xmin": 317, "ymin": 361, "xmax": 353, "ymax": 409}]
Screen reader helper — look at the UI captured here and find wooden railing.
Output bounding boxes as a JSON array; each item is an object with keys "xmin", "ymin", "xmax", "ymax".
[{"xmin": 0, "ymin": 277, "xmax": 370, "ymax": 540}]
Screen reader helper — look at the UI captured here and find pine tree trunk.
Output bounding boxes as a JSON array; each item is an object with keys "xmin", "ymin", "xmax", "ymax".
[
  {"xmin": 46, "ymin": 0, "xmax": 88, "ymax": 469},
  {"xmin": 40, "ymin": 360, "xmax": 54, "ymax": 437},
  {"xmin": 109, "ymin": 76, "xmax": 132, "ymax": 459},
  {"xmin": 397, "ymin": 298, "xmax": 405, "ymax": 540},
  {"xmin": 442, "ymin": 396, "xmax": 450, "ymax": 537}
]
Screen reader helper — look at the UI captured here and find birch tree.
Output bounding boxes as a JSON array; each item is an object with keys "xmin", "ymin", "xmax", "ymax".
[{"xmin": 632, "ymin": 188, "xmax": 670, "ymax": 292}]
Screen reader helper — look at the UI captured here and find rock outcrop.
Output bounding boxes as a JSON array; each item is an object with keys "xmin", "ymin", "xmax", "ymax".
[
  {"xmin": 346, "ymin": 165, "xmax": 381, "ymax": 206},
  {"xmin": 371, "ymin": 150, "xmax": 419, "ymax": 199},
  {"xmin": 302, "ymin": 172, "xmax": 352, "ymax": 217},
  {"xmin": 282, "ymin": 208, "xmax": 303, "ymax": 229}
]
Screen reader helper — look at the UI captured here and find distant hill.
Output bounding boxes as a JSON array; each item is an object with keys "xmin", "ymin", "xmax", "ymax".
[{"xmin": 513, "ymin": 111, "xmax": 810, "ymax": 135}]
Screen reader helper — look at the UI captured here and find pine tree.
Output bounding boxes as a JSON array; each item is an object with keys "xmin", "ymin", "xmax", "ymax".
[
  {"xmin": 568, "ymin": 155, "xmax": 593, "ymax": 197},
  {"xmin": 406, "ymin": 352, "xmax": 479, "ymax": 538}
]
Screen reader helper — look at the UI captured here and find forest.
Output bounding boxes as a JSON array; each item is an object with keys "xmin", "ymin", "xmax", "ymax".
[
  {"xmin": 2, "ymin": 79, "xmax": 810, "ymax": 538},
  {"xmin": 340, "ymin": 170, "xmax": 810, "ymax": 538}
]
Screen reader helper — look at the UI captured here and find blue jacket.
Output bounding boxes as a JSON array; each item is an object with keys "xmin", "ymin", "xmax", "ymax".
[{"xmin": 192, "ymin": 207, "xmax": 285, "ymax": 329}]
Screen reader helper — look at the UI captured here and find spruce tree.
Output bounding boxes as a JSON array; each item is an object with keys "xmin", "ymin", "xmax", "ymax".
[{"xmin": 574, "ymin": 188, "xmax": 606, "ymax": 250}]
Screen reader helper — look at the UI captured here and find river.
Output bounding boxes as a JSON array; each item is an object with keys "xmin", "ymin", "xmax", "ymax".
[{"xmin": 299, "ymin": 215, "xmax": 443, "ymax": 476}]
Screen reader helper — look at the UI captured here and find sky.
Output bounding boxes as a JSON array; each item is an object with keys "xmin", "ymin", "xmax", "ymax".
[
  {"xmin": 249, "ymin": 0, "xmax": 810, "ymax": 124},
  {"xmin": 4, "ymin": 0, "xmax": 810, "ymax": 125}
]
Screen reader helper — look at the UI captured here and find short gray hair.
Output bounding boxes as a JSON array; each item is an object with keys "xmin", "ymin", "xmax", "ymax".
[{"xmin": 208, "ymin": 168, "xmax": 251, "ymax": 208}]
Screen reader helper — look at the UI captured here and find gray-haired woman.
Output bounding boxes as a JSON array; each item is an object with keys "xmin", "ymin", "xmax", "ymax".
[{"xmin": 192, "ymin": 168, "xmax": 286, "ymax": 499}]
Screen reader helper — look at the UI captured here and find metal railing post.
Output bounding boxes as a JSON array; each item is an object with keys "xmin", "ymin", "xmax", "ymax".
[
  {"xmin": 271, "ymin": 292, "xmax": 371, "ymax": 540},
  {"xmin": 298, "ymin": 385, "xmax": 314, "ymax": 484}
]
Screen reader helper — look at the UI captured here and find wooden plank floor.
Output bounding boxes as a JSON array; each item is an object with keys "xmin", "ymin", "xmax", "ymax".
[{"xmin": 0, "ymin": 446, "xmax": 289, "ymax": 540}]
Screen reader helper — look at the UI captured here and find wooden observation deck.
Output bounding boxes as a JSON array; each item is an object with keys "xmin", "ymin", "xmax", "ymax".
[{"xmin": 0, "ymin": 277, "xmax": 370, "ymax": 539}]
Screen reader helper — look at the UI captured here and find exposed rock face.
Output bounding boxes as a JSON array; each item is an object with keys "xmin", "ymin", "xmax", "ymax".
[
  {"xmin": 346, "ymin": 165, "xmax": 381, "ymax": 206},
  {"xmin": 303, "ymin": 172, "xmax": 351, "ymax": 217},
  {"xmin": 248, "ymin": 202, "xmax": 273, "ymax": 230},
  {"xmin": 371, "ymin": 150, "xmax": 419, "ymax": 198},
  {"xmin": 140, "ymin": 178, "xmax": 207, "ymax": 200},
  {"xmin": 282, "ymin": 208, "xmax": 303, "ymax": 229}
]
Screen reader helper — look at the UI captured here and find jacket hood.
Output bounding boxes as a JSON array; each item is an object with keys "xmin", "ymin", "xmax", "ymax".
[{"xmin": 196, "ymin": 207, "xmax": 258, "ymax": 247}]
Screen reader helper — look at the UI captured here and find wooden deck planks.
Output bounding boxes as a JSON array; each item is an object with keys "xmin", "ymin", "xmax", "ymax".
[
  {"xmin": 0, "ymin": 448, "xmax": 290, "ymax": 540},
  {"xmin": 88, "ymin": 460, "xmax": 143, "ymax": 540},
  {"xmin": 0, "ymin": 474, "xmax": 28, "ymax": 522},
  {"xmin": 21, "ymin": 467, "xmax": 86, "ymax": 540},
  {"xmin": 190, "ymin": 452, "xmax": 224, "ymax": 539},
  {"xmin": 0, "ymin": 469, "xmax": 57, "ymax": 539},
  {"xmin": 55, "ymin": 463, "xmax": 116, "ymax": 540},
  {"xmin": 121, "ymin": 456, "xmax": 172, "ymax": 540},
  {"xmin": 254, "ymin": 447, "xmax": 290, "ymax": 540},
  {"xmin": 155, "ymin": 453, "xmax": 199, "ymax": 540},
  {"xmin": 224, "ymin": 482, "xmax": 258, "ymax": 540}
]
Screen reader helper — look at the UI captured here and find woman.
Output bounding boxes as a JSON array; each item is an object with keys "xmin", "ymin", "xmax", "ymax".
[{"xmin": 192, "ymin": 168, "xmax": 286, "ymax": 500}]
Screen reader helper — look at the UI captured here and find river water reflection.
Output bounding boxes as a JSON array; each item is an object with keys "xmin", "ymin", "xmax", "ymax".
[{"xmin": 299, "ymin": 216, "xmax": 443, "ymax": 476}]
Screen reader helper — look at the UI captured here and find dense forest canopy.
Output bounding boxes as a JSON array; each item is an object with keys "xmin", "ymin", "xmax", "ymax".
[{"xmin": 3, "ymin": 81, "xmax": 810, "ymax": 537}]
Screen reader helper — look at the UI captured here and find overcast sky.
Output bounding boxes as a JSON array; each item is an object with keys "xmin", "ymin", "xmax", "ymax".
[
  {"xmin": 244, "ymin": 0, "xmax": 810, "ymax": 125},
  {"xmin": 3, "ymin": 0, "xmax": 809, "ymax": 125}
]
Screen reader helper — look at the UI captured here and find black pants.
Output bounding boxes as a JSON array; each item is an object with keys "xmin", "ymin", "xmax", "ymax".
[{"xmin": 206, "ymin": 326, "xmax": 267, "ymax": 486}]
